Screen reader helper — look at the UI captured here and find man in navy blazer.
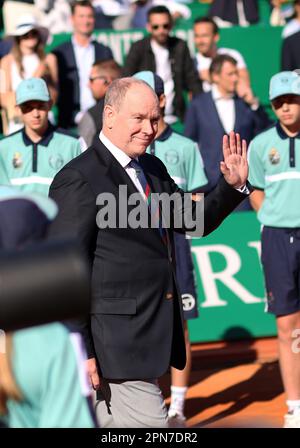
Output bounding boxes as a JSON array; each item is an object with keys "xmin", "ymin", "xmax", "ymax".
[
  {"xmin": 48, "ymin": 77, "xmax": 250, "ymax": 427},
  {"xmin": 52, "ymin": 0, "xmax": 113, "ymax": 129},
  {"xmin": 185, "ymin": 54, "xmax": 271, "ymax": 193}
]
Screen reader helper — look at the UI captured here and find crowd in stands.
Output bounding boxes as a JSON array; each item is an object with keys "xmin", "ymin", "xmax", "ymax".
[{"xmin": 0, "ymin": 0, "xmax": 300, "ymax": 430}]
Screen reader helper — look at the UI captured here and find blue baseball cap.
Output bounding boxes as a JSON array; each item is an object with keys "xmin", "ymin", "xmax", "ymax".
[
  {"xmin": 16, "ymin": 78, "xmax": 50, "ymax": 105},
  {"xmin": 269, "ymin": 71, "xmax": 300, "ymax": 101},
  {"xmin": 133, "ymin": 71, "xmax": 165, "ymax": 96}
]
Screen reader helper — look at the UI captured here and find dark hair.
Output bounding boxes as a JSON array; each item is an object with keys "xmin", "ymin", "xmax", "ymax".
[
  {"xmin": 13, "ymin": 34, "xmax": 46, "ymax": 78},
  {"xmin": 71, "ymin": 0, "xmax": 94, "ymax": 15},
  {"xmin": 209, "ymin": 54, "xmax": 237, "ymax": 76},
  {"xmin": 147, "ymin": 5, "xmax": 172, "ymax": 22},
  {"xmin": 193, "ymin": 16, "xmax": 219, "ymax": 35}
]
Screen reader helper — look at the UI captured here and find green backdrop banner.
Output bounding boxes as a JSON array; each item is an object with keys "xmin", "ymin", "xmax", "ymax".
[
  {"xmin": 189, "ymin": 211, "xmax": 276, "ymax": 343},
  {"xmin": 47, "ymin": 24, "xmax": 283, "ymax": 107}
]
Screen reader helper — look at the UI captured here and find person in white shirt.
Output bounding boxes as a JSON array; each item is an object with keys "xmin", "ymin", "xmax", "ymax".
[
  {"xmin": 282, "ymin": 0, "xmax": 300, "ymax": 39},
  {"xmin": 52, "ymin": 0, "xmax": 113, "ymax": 129},
  {"xmin": 193, "ymin": 16, "xmax": 251, "ymax": 99}
]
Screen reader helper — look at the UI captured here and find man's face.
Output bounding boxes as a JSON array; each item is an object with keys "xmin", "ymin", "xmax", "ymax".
[
  {"xmin": 19, "ymin": 100, "xmax": 50, "ymax": 132},
  {"xmin": 89, "ymin": 67, "xmax": 110, "ymax": 100},
  {"xmin": 194, "ymin": 22, "xmax": 218, "ymax": 55},
  {"xmin": 147, "ymin": 13, "xmax": 172, "ymax": 45},
  {"xmin": 105, "ymin": 85, "xmax": 160, "ymax": 159},
  {"xmin": 72, "ymin": 5, "xmax": 95, "ymax": 36},
  {"xmin": 212, "ymin": 61, "xmax": 239, "ymax": 95},
  {"xmin": 272, "ymin": 95, "xmax": 300, "ymax": 128}
]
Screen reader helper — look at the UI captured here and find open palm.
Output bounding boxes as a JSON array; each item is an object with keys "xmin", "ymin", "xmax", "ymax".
[{"xmin": 220, "ymin": 131, "xmax": 248, "ymax": 188}]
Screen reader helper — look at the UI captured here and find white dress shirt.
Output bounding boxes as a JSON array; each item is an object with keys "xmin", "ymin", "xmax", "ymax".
[
  {"xmin": 72, "ymin": 36, "xmax": 96, "ymax": 121},
  {"xmin": 99, "ymin": 132, "xmax": 146, "ymax": 199},
  {"xmin": 211, "ymin": 84, "xmax": 235, "ymax": 135},
  {"xmin": 150, "ymin": 40, "xmax": 177, "ymax": 124},
  {"xmin": 100, "ymin": 131, "xmax": 249, "ymax": 199}
]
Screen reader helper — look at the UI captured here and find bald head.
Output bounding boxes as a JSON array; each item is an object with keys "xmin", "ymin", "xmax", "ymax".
[
  {"xmin": 104, "ymin": 77, "xmax": 159, "ymax": 112},
  {"xmin": 102, "ymin": 78, "xmax": 160, "ymax": 159}
]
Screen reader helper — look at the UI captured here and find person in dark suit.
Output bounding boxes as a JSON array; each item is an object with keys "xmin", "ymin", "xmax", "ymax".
[
  {"xmin": 48, "ymin": 77, "xmax": 250, "ymax": 428},
  {"xmin": 122, "ymin": 5, "xmax": 202, "ymax": 124},
  {"xmin": 281, "ymin": 30, "xmax": 300, "ymax": 71},
  {"xmin": 52, "ymin": 0, "xmax": 113, "ymax": 129},
  {"xmin": 185, "ymin": 54, "xmax": 271, "ymax": 194}
]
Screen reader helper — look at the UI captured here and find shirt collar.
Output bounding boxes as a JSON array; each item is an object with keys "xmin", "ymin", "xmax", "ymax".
[
  {"xmin": 99, "ymin": 131, "xmax": 133, "ymax": 168},
  {"xmin": 155, "ymin": 125, "xmax": 173, "ymax": 142},
  {"xmin": 22, "ymin": 123, "xmax": 55, "ymax": 147},
  {"xmin": 211, "ymin": 84, "xmax": 234, "ymax": 101},
  {"xmin": 276, "ymin": 122, "xmax": 300, "ymax": 140},
  {"xmin": 71, "ymin": 35, "xmax": 93, "ymax": 49}
]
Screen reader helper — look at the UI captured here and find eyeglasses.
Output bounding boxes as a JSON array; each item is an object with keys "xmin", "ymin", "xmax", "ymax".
[
  {"xmin": 151, "ymin": 24, "xmax": 170, "ymax": 30},
  {"xmin": 20, "ymin": 30, "xmax": 39, "ymax": 39},
  {"xmin": 89, "ymin": 76, "xmax": 109, "ymax": 84}
]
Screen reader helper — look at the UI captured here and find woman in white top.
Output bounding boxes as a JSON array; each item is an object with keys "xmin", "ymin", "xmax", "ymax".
[{"xmin": 0, "ymin": 14, "xmax": 58, "ymax": 134}]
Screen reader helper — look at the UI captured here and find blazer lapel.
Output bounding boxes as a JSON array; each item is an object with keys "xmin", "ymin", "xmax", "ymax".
[{"xmin": 208, "ymin": 92, "xmax": 226, "ymax": 134}]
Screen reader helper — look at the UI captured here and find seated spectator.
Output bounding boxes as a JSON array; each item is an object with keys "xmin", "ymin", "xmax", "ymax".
[
  {"xmin": 78, "ymin": 59, "xmax": 121, "ymax": 148},
  {"xmin": 208, "ymin": 0, "xmax": 259, "ymax": 27},
  {"xmin": 51, "ymin": 0, "xmax": 113, "ymax": 130},
  {"xmin": 0, "ymin": 14, "xmax": 58, "ymax": 135},
  {"xmin": 184, "ymin": 54, "xmax": 271, "ymax": 197},
  {"xmin": 193, "ymin": 16, "xmax": 250, "ymax": 97},
  {"xmin": 282, "ymin": 0, "xmax": 300, "ymax": 38}
]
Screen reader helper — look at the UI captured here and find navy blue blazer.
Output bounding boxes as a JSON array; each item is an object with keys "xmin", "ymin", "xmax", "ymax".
[
  {"xmin": 184, "ymin": 91, "xmax": 271, "ymax": 193},
  {"xmin": 52, "ymin": 40, "xmax": 113, "ymax": 129}
]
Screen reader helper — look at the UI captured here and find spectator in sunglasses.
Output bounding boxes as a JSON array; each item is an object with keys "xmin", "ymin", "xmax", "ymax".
[
  {"xmin": 123, "ymin": 5, "xmax": 202, "ymax": 125},
  {"xmin": 78, "ymin": 59, "xmax": 121, "ymax": 148}
]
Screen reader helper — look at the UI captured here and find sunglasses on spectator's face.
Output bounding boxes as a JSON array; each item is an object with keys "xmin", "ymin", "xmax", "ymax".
[
  {"xmin": 89, "ymin": 76, "xmax": 109, "ymax": 84},
  {"xmin": 21, "ymin": 30, "xmax": 39, "ymax": 39},
  {"xmin": 151, "ymin": 23, "xmax": 170, "ymax": 30}
]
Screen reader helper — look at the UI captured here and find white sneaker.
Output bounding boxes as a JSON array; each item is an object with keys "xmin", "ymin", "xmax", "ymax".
[
  {"xmin": 168, "ymin": 409, "xmax": 186, "ymax": 428},
  {"xmin": 283, "ymin": 413, "xmax": 300, "ymax": 428}
]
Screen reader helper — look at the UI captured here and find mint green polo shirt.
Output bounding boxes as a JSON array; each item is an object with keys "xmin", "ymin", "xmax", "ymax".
[
  {"xmin": 248, "ymin": 122, "xmax": 300, "ymax": 227},
  {"xmin": 146, "ymin": 126, "xmax": 207, "ymax": 192},
  {"xmin": 4, "ymin": 324, "xmax": 95, "ymax": 428},
  {"xmin": 0, "ymin": 124, "xmax": 81, "ymax": 196}
]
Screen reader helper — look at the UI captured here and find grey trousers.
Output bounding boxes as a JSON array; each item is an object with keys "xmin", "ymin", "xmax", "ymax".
[{"xmin": 95, "ymin": 378, "xmax": 168, "ymax": 428}]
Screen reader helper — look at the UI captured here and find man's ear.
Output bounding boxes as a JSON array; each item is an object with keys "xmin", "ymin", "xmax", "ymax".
[
  {"xmin": 103, "ymin": 104, "xmax": 115, "ymax": 129},
  {"xmin": 146, "ymin": 22, "xmax": 152, "ymax": 34},
  {"xmin": 214, "ymin": 33, "xmax": 220, "ymax": 45},
  {"xmin": 159, "ymin": 93, "xmax": 166, "ymax": 109}
]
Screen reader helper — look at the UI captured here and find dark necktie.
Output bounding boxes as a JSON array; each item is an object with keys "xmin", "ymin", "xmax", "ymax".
[{"xmin": 129, "ymin": 159, "xmax": 167, "ymax": 244}]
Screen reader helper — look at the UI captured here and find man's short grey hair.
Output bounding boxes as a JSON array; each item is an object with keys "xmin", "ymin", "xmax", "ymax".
[{"xmin": 104, "ymin": 77, "xmax": 158, "ymax": 111}]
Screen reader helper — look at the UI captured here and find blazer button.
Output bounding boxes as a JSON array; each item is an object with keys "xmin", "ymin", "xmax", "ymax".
[{"xmin": 166, "ymin": 292, "xmax": 173, "ymax": 300}]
